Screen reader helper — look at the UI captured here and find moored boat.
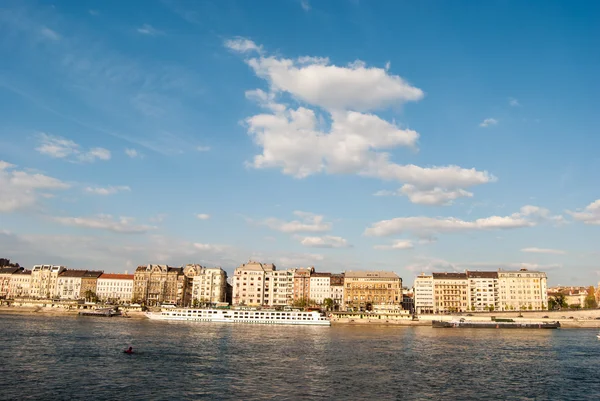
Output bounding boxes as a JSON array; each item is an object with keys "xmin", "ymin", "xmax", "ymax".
[
  {"xmin": 145, "ymin": 308, "xmax": 331, "ymax": 326},
  {"xmin": 432, "ymin": 319, "xmax": 560, "ymax": 329}
]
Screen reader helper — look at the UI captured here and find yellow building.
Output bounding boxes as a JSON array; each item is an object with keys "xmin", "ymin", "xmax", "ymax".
[
  {"xmin": 344, "ymin": 271, "xmax": 402, "ymax": 311},
  {"xmin": 433, "ymin": 272, "xmax": 469, "ymax": 313},
  {"xmin": 133, "ymin": 264, "xmax": 185, "ymax": 306},
  {"xmin": 498, "ymin": 268, "xmax": 547, "ymax": 311}
]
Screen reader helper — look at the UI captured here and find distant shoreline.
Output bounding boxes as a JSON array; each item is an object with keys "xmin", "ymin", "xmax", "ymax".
[{"xmin": 2, "ymin": 305, "xmax": 600, "ymax": 328}]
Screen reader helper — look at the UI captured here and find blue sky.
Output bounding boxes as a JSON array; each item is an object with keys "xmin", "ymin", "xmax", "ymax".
[{"xmin": 1, "ymin": 0, "xmax": 599, "ymax": 285}]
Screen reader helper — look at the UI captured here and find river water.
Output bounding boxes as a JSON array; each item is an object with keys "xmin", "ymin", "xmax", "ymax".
[{"xmin": 1, "ymin": 314, "xmax": 599, "ymax": 400}]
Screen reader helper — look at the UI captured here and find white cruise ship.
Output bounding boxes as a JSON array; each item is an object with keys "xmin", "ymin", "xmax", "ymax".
[{"xmin": 145, "ymin": 308, "xmax": 331, "ymax": 326}]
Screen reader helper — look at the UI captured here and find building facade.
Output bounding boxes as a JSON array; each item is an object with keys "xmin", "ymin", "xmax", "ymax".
[
  {"xmin": 432, "ymin": 272, "xmax": 469, "ymax": 313},
  {"xmin": 414, "ymin": 274, "xmax": 434, "ymax": 314},
  {"xmin": 133, "ymin": 264, "xmax": 185, "ymax": 306},
  {"xmin": 467, "ymin": 271, "xmax": 499, "ymax": 312},
  {"xmin": 344, "ymin": 271, "xmax": 402, "ymax": 311},
  {"xmin": 30, "ymin": 265, "xmax": 66, "ymax": 299},
  {"xmin": 232, "ymin": 261, "xmax": 275, "ymax": 306},
  {"xmin": 8, "ymin": 269, "xmax": 31, "ymax": 298},
  {"xmin": 330, "ymin": 273, "xmax": 344, "ymax": 310},
  {"xmin": 57, "ymin": 270, "xmax": 88, "ymax": 300},
  {"xmin": 264, "ymin": 268, "xmax": 295, "ymax": 307},
  {"xmin": 190, "ymin": 267, "xmax": 228, "ymax": 305},
  {"xmin": 0, "ymin": 267, "xmax": 23, "ymax": 298},
  {"xmin": 96, "ymin": 274, "xmax": 134, "ymax": 303},
  {"xmin": 293, "ymin": 267, "xmax": 314, "ymax": 304},
  {"xmin": 309, "ymin": 272, "xmax": 331, "ymax": 305},
  {"xmin": 498, "ymin": 269, "xmax": 547, "ymax": 311},
  {"xmin": 80, "ymin": 271, "xmax": 104, "ymax": 300}
]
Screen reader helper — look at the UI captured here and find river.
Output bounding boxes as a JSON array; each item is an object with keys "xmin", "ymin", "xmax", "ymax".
[{"xmin": 0, "ymin": 314, "xmax": 598, "ymax": 400}]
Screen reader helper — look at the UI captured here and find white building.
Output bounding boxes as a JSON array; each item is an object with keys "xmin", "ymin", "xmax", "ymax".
[
  {"xmin": 413, "ymin": 274, "xmax": 434, "ymax": 314},
  {"xmin": 0, "ymin": 267, "xmax": 23, "ymax": 298},
  {"xmin": 97, "ymin": 273, "xmax": 134, "ymax": 303},
  {"xmin": 191, "ymin": 267, "xmax": 228, "ymax": 304},
  {"xmin": 56, "ymin": 270, "xmax": 88, "ymax": 300},
  {"xmin": 264, "ymin": 268, "xmax": 295, "ymax": 307},
  {"xmin": 30, "ymin": 265, "xmax": 66, "ymax": 299},
  {"xmin": 467, "ymin": 271, "xmax": 499, "ymax": 312},
  {"xmin": 8, "ymin": 269, "xmax": 31, "ymax": 298},
  {"xmin": 309, "ymin": 273, "xmax": 331, "ymax": 305},
  {"xmin": 233, "ymin": 261, "xmax": 275, "ymax": 306},
  {"xmin": 498, "ymin": 269, "xmax": 548, "ymax": 311}
]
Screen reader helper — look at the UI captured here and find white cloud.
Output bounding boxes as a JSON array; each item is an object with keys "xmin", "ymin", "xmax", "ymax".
[
  {"xmin": 521, "ymin": 247, "xmax": 566, "ymax": 255},
  {"xmin": 373, "ymin": 239, "xmax": 414, "ymax": 250},
  {"xmin": 89, "ymin": 10, "xmax": 99, "ymax": 16},
  {"xmin": 299, "ymin": 235, "xmax": 350, "ymax": 248},
  {"xmin": 84, "ymin": 186, "xmax": 131, "ymax": 195},
  {"xmin": 137, "ymin": 24, "xmax": 163, "ymax": 36},
  {"xmin": 197, "ymin": 146, "xmax": 211, "ymax": 152},
  {"xmin": 374, "ymin": 184, "xmax": 473, "ymax": 205},
  {"xmin": 567, "ymin": 199, "xmax": 600, "ymax": 225},
  {"xmin": 36, "ymin": 133, "xmax": 111, "ymax": 163},
  {"xmin": 193, "ymin": 243, "xmax": 228, "ymax": 253},
  {"xmin": 509, "ymin": 98, "xmax": 520, "ymax": 107},
  {"xmin": 125, "ymin": 148, "xmax": 140, "ymax": 158},
  {"xmin": 52, "ymin": 214, "xmax": 155, "ymax": 233},
  {"xmin": 224, "ymin": 37, "xmax": 263, "ymax": 54},
  {"xmin": 0, "ymin": 161, "xmax": 70, "ymax": 212},
  {"xmin": 300, "ymin": 0, "xmax": 311, "ymax": 11},
  {"xmin": 196, "ymin": 214, "xmax": 210, "ymax": 220},
  {"xmin": 41, "ymin": 27, "xmax": 60, "ymax": 41},
  {"xmin": 230, "ymin": 39, "xmax": 495, "ymax": 203},
  {"xmin": 364, "ymin": 205, "xmax": 562, "ymax": 237},
  {"xmin": 261, "ymin": 211, "xmax": 332, "ymax": 233},
  {"xmin": 480, "ymin": 118, "xmax": 498, "ymax": 127}
]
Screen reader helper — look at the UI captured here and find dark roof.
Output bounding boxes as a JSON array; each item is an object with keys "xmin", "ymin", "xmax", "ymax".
[
  {"xmin": 59, "ymin": 269, "xmax": 88, "ymax": 278},
  {"xmin": 311, "ymin": 272, "xmax": 331, "ymax": 277},
  {"xmin": 466, "ymin": 271, "xmax": 498, "ymax": 279},
  {"xmin": 83, "ymin": 270, "xmax": 104, "ymax": 278},
  {"xmin": 0, "ymin": 267, "xmax": 23, "ymax": 275},
  {"xmin": 100, "ymin": 273, "xmax": 134, "ymax": 280},
  {"xmin": 432, "ymin": 272, "xmax": 467, "ymax": 279}
]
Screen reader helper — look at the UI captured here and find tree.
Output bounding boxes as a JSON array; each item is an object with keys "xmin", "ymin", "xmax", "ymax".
[
  {"xmin": 487, "ymin": 305, "xmax": 495, "ymax": 312},
  {"xmin": 323, "ymin": 298, "xmax": 334, "ymax": 311},
  {"xmin": 84, "ymin": 290, "xmax": 98, "ymax": 303},
  {"xmin": 549, "ymin": 293, "xmax": 567, "ymax": 310},
  {"xmin": 584, "ymin": 286, "xmax": 597, "ymax": 309}
]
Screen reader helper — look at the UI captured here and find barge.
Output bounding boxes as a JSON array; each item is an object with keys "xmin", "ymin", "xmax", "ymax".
[
  {"xmin": 78, "ymin": 308, "xmax": 122, "ymax": 317},
  {"xmin": 432, "ymin": 319, "xmax": 560, "ymax": 329}
]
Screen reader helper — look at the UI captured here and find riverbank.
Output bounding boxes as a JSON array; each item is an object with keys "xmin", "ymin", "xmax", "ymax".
[{"xmin": 0, "ymin": 305, "xmax": 147, "ymax": 319}]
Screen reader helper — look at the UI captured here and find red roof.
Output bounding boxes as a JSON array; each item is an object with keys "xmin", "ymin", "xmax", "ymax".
[{"xmin": 99, "ymin": 273, "xmax": 134, "ymax": 280}]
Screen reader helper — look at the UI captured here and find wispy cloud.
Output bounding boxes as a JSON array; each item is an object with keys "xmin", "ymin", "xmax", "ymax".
[
  {"xmin": 84, "ymin": 186, "xmax": 131, "ymax": 196},
  {"xmin": 40, "ymin": 27, "xmax": 60, "ymax": 41},
  {"xmin": 88, "ymin": 10, "xmax": 100, "ymax": 16},
  {"xmin": 196, "ymin": 213, "xmax": 210, "ymax": 220},
  {"xmin": 521, "ymin": 247, "xmax": 566, "ymax": 255},
  {"xmin": 509, "ymin": 97, "xmax": 520, "ymax": 107},
  {"xmin": 36, "ymin": 133, "xmax": 111, "ymax": 163},
  {"xmin": 479, "ymin": 118, "xmax": 498, "ymax": 127},
  {"xmin": 197, "ymin": 146, "xmax": 211, "ymax": 152},
  {"xmin": 52, "ymin": 214, "xmax": 155, "ymax": 233},
  {"xmin": 125, "ymin": 148, "xmax": 141, "ymax": 158},
  {"xmin": 300, "ymin": 0, "xmax": 311, "ymax": 11},
  {"xmin": 137, "ymin": 24, "xmax": 163, "ymax": 36}
]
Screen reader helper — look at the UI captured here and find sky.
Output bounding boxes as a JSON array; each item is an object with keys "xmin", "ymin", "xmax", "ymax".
[{"xmin": 1, "ymin": 0, "xmax": 599, "ymax": 285}]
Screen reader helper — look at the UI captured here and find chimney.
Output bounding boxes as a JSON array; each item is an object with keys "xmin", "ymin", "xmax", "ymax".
[{"xmin": 124, "ymin": 270, "xmax": 128, "ymax": 275}]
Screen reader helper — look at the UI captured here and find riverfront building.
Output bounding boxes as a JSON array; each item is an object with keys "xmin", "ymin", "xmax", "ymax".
[
  {"xmin": 467, "ymin": 271, "xmax": 499, "ymax": 312},
  {"xmin": 133, "ymin": 264, "xmax": 185, "ymax": 306},
  {"xmin": 432, "ymin": 272, "xmax": 469, "ymax": 313},
  {"xmin": 56, "ymin": 270, "xmax": 88, "ymax": 300},
  {"xmin": 293, "ymin": 267, "xmax": 314, "ymax": 304},
  {"xmin": 344, "ymin": 271, "xmax": 402, "ymax": 311},
  {"xmin": 330, "ymin": 273, "xmax": 344, "ymax": 310},
  {"xmin": 232, "ymin": 261, "xmax": 276, "ymax": 306},
  {"xmin": 498, "ymin": 269, "xmax": 547, "ymax": 311},
  {"xmin": 264, "ymin": 268, "xmax": 295, "ymax": 307},
  {"xmin": 309, "ymin": 272, "xmax": 331, "ymax": 305},
  {"xmin": 96, "ymin": 273, "xmax": 134, "ymax": 303},
  {"xmin": 190, "ymin": 267, "xmax": 228, "ymax": 305},
  {"xmin": 0, "ymin": 267, "xmax": 23, "ymax": 298},
  {"xmin": 30, "ymin": 265, "xmax": 66, "ymax": 299},
  {"xmin": 413, "ymin": 274, "xmax": 434, "ymax": 314},
  {"xmin": 8, "ymin": 269, "xmax": 31, "ymax": 298}
]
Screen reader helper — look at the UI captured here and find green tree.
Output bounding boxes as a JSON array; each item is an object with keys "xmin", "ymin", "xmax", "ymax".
[
  {"xmin": 584, "ymin": 286, "xmax": 598, "ymax": 309},
  {"xmin": 84, "ymin": 290, "xmax": 98, "ymax": 303},
  {"xmin": 550, "ymin": 293, "xmax": 567, "ymax": 310},
  {"xmin": 323, "ymin": 298, "xmax": 334, "ymax": 311}
]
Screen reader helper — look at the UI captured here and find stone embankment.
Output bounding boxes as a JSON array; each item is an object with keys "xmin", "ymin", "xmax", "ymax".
[{"xmin": 0, "ymin": 304, "xmax": 147, "ymax": 319}]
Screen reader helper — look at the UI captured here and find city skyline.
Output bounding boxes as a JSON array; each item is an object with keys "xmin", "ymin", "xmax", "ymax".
[{"xmin": 1, "ymin": 1, "xmax": 599, "ymax": 285}]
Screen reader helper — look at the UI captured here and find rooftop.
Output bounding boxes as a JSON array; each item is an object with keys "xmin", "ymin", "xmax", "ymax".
[
  {"xmin": 59, "ymin": 269, "xmax": 89, "ymax": 278},
  {"xmin": 432, "ymin": 272, "xmax": 468, "ymax": 279},
  {"xmin": 99, "ymin": 273, "xmax": 134, "ymax": 280},
  {"xmin": 345, "ymin": 270, "xmax": 400, "ymax": 279},
  {"xmin": 467, "ymin": 271, "xmax": 499, "ymax": 279}
]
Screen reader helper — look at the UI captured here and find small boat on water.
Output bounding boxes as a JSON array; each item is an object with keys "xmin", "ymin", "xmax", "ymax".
[
  {"xmin": 78, "ymin": 308, "xmax": 122, "ymax": 317},
  {"xmin": 432, "ymin": 318, "xmax": 560, "ymax": 329},
  {"xmin": 146, "ymin": 308, "xmax": 331, "ymax": 326}
]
